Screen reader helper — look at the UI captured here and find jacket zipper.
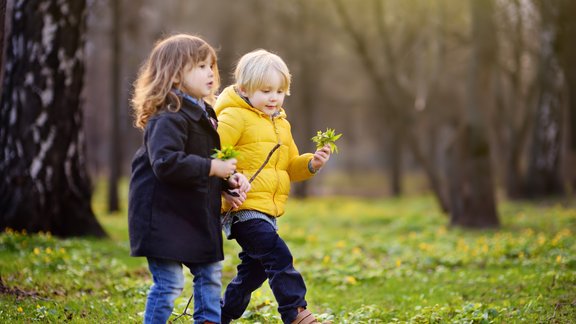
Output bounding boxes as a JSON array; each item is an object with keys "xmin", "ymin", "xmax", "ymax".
[{"xmin": 271, "ymin": 114, "xmax": 280, "ymax": 217}]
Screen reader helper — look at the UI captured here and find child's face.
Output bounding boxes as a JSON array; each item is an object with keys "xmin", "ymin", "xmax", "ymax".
[
  {"xmin": 180, "ymin": 57, "xmax": 215, "ymax": 99},
  {"xmin": 240, "ymin": 72, "xmax": 286, "ymax": 116}
]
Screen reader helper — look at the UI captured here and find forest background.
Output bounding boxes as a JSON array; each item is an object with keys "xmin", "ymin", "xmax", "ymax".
[
  {"xmin": 0, "ymin": 0, "xmax": 575, "ymax": 322},
  {"xmin": 1, "ymin": 0, "xmax": 576, "ymax": 231},
  {"xmin": 86, "ymin": 0, "xmax": 576, "ymax": 219}
]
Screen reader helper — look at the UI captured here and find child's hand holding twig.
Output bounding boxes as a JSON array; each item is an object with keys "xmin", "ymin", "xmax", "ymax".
[
  {"xmin": 223, "ymin": 188, "xmax": 247, "ymax": 209},
  {"xmin": 228, "ymin": 172, "xmax": 251, "ymax": 193}
]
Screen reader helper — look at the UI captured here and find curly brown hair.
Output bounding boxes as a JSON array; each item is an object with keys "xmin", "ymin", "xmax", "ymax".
[{"xmin": 131, "ymin": 34, "xmax": 220, "ymax": 129}]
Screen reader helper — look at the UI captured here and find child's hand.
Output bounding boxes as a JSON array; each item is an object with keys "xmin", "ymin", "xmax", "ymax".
[
  {"xmin": 310, "ymin": 144, "xmax": 331, "ymax": 171},
  {"xmin": 210, "ymin": 158, "xmax": 237, "ymax": 179},
  {"xmin": 227, "ymin": 172, "xmax": 251, "ymax": 193},
  {"xmin": 223, "ymin": 189, "xmax": 247, "ymax": 209}
]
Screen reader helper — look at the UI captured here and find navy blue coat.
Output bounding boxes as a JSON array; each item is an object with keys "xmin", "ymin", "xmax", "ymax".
[{"xmin": 128, "ymin": 99, "xmax": 225, "ymax": 264}]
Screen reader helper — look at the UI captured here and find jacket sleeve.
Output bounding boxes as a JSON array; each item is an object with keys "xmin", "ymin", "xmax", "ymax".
[
  {"xmin": 146, "ymin": 114, "xmax": 211, "ymax": 188},
  {"xmin": 287, "ymin": 136, "xmax": 315, "ymax": 182}
]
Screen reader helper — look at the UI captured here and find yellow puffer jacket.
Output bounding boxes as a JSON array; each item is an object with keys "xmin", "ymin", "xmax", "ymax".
[{"xmin": 214, "ymin": 85, "xmax": 314, "ymax": 217}]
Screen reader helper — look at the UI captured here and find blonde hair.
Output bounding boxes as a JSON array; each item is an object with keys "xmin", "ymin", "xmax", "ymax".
[
  {"xmin": 131, "ymin": 34, "xmax": 220, "ymax": 129},
  {"xmin": 234, "ymin": 49, "xmax": 291, "ymax": 96}
]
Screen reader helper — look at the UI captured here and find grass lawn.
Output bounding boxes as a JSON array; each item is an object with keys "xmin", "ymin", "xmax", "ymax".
[{"xmin": 1, "ymin": 188, "xmax": 575, "ymax": 323}]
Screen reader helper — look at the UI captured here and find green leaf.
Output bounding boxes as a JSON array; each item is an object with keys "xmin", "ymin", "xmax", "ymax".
[
  {"xmin": 211, "ymin": 146, "xmax": 240, "ymax": 160},
  {"xmin": 311, "ymin": 128, "xmax": 342, "ymax": 153}
]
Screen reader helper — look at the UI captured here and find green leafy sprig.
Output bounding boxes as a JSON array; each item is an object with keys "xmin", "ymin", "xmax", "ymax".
[
  {"xmin": 211, "ymin": 145, "xmax": 240, "ymax": 160},
  {"xmin": 311, "ymin": 128, "xmax": 342, "ymax": 153}
]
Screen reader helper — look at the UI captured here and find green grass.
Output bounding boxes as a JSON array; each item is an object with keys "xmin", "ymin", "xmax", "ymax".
[{"xmin": 1, "ymin": 188, "xmax": 575, "ymax": 323}]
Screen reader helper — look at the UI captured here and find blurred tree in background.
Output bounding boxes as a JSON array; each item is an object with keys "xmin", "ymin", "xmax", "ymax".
[
  {"xmin": 0, "ymin": 0, "xmax": 6, "ymax": 81},
  {"xmin": 0, "ymin": 0, "xmax": 106, "ymax": 237},
  {"xmin": 557, "ymin": 0, "xmax": 576, "ymax": 192},
  {"xmin": 446, "ymin": 0, "xmax": 499, "ymax": 227}
]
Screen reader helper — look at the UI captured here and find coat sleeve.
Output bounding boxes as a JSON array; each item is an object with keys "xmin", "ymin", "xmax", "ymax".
[
  {"xmin": 286, "ymin": 135, "xmax": 315, "ymax": 182},
  {"xmin": 146, "ymin": 114, "xmax": 211, "ymax": 188}
]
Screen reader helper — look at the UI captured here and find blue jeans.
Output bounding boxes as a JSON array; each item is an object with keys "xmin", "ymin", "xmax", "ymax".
[
  {"xmin": 145, "ymin": 257, "xmax": 222, "ymax": 324},
  {"xmin": 221, "ymin": 219, "xmax": 307, "ymax": 324}
]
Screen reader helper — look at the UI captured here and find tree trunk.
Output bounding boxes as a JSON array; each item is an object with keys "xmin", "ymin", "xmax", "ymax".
[
  {"xmin": 448, "ymin": 125, "xmax": 499, "ymax": 228},
  {"xmin": 0, "ymin": 0, "xmax": 9, "ymax": 87},
  {"xmin": 491, "ymin": 0, "xmax": 533, "ymax": 200},
  {"xmin": 448, "ymin": 0, "xmax": 499, "ymax": 228},
  {"xmin": 388, "ymin": 125, "xmax": 402, "ymax": 197},
  {"xmin": 0, "ymin": 0, "xmax": 106, "ymax": 237},
  {"xmin": 107, "ymin": 0, "xmax": 121, "ymax": 212},
  {"xmin": 524, "ymin": 0, "xmax": 564, "ymax": 197},
  {"xmin": 557, "ymin": 0, "xmax": 576, "ymax": 192}
]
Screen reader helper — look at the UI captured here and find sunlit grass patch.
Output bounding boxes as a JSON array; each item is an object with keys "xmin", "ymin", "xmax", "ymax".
[
  {"xmin": 1, "ymin": 192, "xmax": 575, "ymax": 322},
  {"xmin": 0, "ymin": 227, "xmax": 147, "ymax": 323}
]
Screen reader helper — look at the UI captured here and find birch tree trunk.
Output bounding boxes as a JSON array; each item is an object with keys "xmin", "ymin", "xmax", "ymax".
[
  {"xmin": 0, "ymin": 0, "xmax": 106, "ymax": 237},
  {"xmin": 0, "ymin": 0, "xmax": 8, "ymax": 86}
]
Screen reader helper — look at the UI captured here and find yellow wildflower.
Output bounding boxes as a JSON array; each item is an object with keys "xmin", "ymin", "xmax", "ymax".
[
  {"xmin": 537, "ymin": 235, "xmax": 546, "ymax": 245},
  {"xmin": 523, "ymin": 228, "xmax": 534, "ymax": 237},
  {"xmin": 345, "ymin": 276, "xmax": 357, "ymax": 285},
  {"xmin": 436, "ymin": 226, "xmax": 447, "ymax": 236},
  {"xmin": 418, "ymin": 242, "xmax": 430, "ymax": 251}
]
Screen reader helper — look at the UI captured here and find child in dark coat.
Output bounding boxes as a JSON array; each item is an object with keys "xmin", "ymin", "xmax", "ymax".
[{"xmin": 128, "ymin": 34, "xmax": 250, "ymax": 324}]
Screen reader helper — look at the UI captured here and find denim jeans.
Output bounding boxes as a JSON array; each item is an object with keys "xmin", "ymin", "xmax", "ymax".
[
  {"xmin": 221, "ymin": 219, "xmax": 307, "ymax": 324},
  {"xmin": 145, "ymin": 257, "xmax": 222, "ymax": 324}
]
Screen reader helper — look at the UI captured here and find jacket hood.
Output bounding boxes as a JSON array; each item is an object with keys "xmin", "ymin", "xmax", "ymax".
[{"xmin": 214, "ymin": 85, "xmax": 287, "ymax": 119}]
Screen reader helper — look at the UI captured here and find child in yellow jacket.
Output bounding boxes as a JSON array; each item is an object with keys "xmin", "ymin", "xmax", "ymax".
[{"xmin": 215, "ymin": 49, "xmax": 331, "ymax": 324}]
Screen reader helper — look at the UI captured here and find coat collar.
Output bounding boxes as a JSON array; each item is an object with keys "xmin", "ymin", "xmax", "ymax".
[
  {"xmin": 177, "ymin": 97, "xmax": 219, "ymax": 135},
  {"xmin": 180, "ymin": 99, "xmax": 206, "ymax": 121}
]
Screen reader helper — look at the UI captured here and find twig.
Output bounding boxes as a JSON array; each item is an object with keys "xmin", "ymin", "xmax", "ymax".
[{"xmin": 172, "ymin": 292, "xmax": 194, "ymax": 321}]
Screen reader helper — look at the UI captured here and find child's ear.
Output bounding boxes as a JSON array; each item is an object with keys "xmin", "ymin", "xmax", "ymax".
[{"xmin": 238, "ymin": 87, "xmax": 249, "ymax": 97}]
